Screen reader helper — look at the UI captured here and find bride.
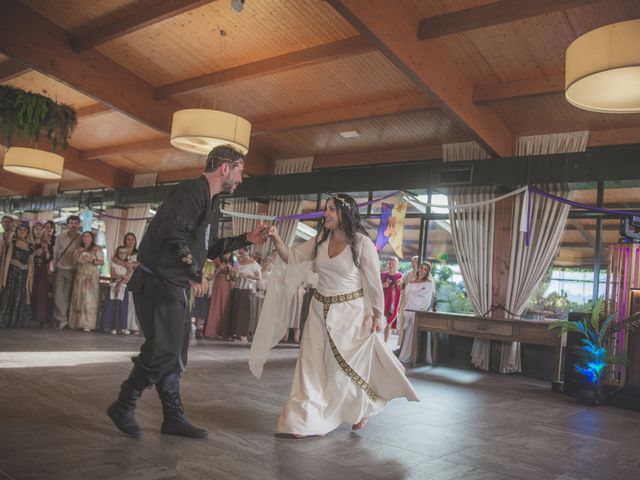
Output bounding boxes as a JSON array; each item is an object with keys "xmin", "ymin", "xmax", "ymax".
[{"xmin": 249, "ymin": 193, "xmax": 419, "ymax": 437}]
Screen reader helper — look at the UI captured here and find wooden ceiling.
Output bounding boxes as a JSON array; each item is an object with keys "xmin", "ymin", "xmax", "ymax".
[{"xmin": 0, "ymin": 0, "xmax": 639, "ymax": 196}]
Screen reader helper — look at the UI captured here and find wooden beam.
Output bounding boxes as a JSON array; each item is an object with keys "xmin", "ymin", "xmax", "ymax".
[
  {"xmin": 327, "ymin": 0, "xmax": 514, "ymax": 157},
  {"xmin": 568, "ymin": 219, "xmax": 595, "ymax": 248},
  {"xmin": 474, "ymin": 73, "xmax": 565, "ymax": 103},
  {"xmin": 0, "ymin": 171, "xmax": 42, "ymax": 196},
  {"xmin": 76, "ymin": 103, "xmax": 111, "ymax": 118},
  {"xmin": 0, "ymin": 0, "xmax": 183, "ymax": 134},
  {"xmin": 253, "ymin": 94, "xmax": 436, "ymax": 134},
  {"xmin": 0, "ymin": 59, "xmax": 30, "ymax": 82},
  {"xmin": 154, "ymin": 35, "xmax": 375, "ymax": 99},
  {"xmin": 82, "ymin": 137, "xmax": 170, "ymax": 160},
  {"xmin": 313, "ymin": 145, "xmax": 442, "ymax": 169},
  {"xmin": 6, "ymin": 137, "xmax": 132, "ymax": 189},
  {"xmin": 587, "ymin": 127, "xmax": 640, "ymax": 148},
  {"xmin": 418, "ymin": 0, "xmax": 606, "ymax": 40},
  {"xmin": 157, "ymin": 151, "xmax": 273, "ymax": 183},
  {"xmin": 71, "ymin": 0, "xmax": 214, "ymax": 52}
]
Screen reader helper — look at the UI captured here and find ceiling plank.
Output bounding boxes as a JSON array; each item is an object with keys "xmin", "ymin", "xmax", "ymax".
[
  {"xmin": 82, "ymin": 137, "xmax": 170, "ymax": 160},
  {"xmin": 76, "ymin": 103, "xmax": 111, "ymax": 118},
  {"xmin": 154, "ymin": 35, "xmax": 376, "ymax": 100},
  {"xmin": 82, "ymin": 94, "xmax": 438, "ymax": 157},
  {"xmin": 253, "ymin": 94, "xmax": 437, "ymax": 134},
  {"xmin": 0, "ymin": 59, "xmax": 30, "ymax": 82},
  {"xmin": 327, "ymin": 0, "xmax": 514, "ymax": 157},
  {"xmin": 313, "ymin": 145, "xmax": 442, "ymax": 169},
  {"xmin": 417, "ymin": 0, "xmax": 606, "ymax": 40},
  {"xmin": 5, "ymin": 137, "xmax": 133, "ymax": 189},
  {"xmin": 71, "ymin": 0, "xmax": 214, "ymax": 52},
  {"xmin": 474, "ymin": 73, "xmax": 565, "ymax": 103},
  {"xmin": 0, "ymin": 0, "xmax": 183, "ymax": 134}
]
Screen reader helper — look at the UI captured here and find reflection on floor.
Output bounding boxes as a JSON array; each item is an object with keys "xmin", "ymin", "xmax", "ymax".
[{"xmin": 0, "ymin": 329, "xmax": 639, "ymax": 480}]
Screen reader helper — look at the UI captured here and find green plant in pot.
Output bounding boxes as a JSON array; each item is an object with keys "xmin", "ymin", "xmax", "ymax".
[
  {"xmin": 0, "ymin": 85, "xmax": 77, "ymax": 149},
  {"xmin": 549, "ymin": 300, "xmax": 640, "ymax": 406}
]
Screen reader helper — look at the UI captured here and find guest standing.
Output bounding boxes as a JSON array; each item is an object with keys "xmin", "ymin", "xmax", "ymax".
[
  {"xmin": 204, "ymin": 255, "xmax": 233, "ymax": 338},
  {"xmin": 227, "ymin": 248, "xmax": 261, "ymax": 342},
  {"xmin": 398, "ymin": 262, "xmax": 435, "ymax": 364},
  {"xmin": 68, "ymin": 231, "xmax": 103, "ymax": 331},
  {"xmin": 101, "ymin": 245, "xmax": 130, "ymax": 334},
  {"xmin": 31, "ymin": 222, "xmax": 53, "ymax": 327},
  {"xmin": 52, "ymin": 216, "xmax": 82, "ymax": 329},
  {"xmin": 381, "ymin": 257, "xmax": 403, "ymax": 342},
  {"xmin": 0, "ymin": 222, "xmax": 34, "ymax": 327}
]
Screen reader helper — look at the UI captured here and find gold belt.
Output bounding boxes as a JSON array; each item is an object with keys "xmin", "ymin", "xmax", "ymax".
[{"xmin": 313, "ymin": 288, "xmax": 377, "ymax": 402}]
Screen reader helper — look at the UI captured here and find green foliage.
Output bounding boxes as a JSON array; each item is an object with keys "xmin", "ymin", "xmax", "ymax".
[
  {"xmin": 0, "ymin": 85, "xmax": 77, "ymax": 149},
  {"xmin": 549, "ymin": 299, "xmax": 640, "ymax": 384}
]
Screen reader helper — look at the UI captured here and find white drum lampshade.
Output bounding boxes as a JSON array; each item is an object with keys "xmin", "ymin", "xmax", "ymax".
[
  {"xmin": 170, "ymin": 109, "xmax": 251, "ymax": 155},
  {"xmin": 565, "ymin": 19, "xmax": 640, "ymax": 113},
  {"xmin": 3, "ymin": 147, "xmax": 64, "ymax": 180}
]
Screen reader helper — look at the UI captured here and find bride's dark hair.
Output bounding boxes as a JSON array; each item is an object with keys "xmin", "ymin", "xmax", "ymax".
[{"xmin": 313, "ymin": 193, "xmax": 369, "ymax": 268}]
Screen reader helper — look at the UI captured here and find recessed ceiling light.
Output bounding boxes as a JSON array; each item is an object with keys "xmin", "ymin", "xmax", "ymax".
[{"xmin": 339, "ymin": 130, "xmax": 360, "ymax": 139}]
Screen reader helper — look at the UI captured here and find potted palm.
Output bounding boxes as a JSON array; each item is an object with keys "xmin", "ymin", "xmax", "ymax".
[{"xmin": 549, "ymin": 300, "xmax": 640, "ymax": 406}]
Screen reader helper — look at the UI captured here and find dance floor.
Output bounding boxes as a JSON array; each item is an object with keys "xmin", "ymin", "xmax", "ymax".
[{"xmin": 0, "ymin": 329, "xmax": 638, "ymax": 480}]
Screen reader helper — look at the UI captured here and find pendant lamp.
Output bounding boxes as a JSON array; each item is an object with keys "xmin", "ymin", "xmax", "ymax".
[
  {"xmin": 170, "ymin": 109, "xmax": 251, "ymax": 155},
  {"xmin": 3, "ymin": 147, "xmax": 64, "ymax": 180},
  {"xmin": 565, "ymin": 19, "xmax": 640, "ymax": 113}
]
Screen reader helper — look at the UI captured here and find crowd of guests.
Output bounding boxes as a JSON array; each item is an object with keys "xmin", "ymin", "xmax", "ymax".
[
  {"xmin": 0, "ymin": 214, "xmax": 141, "ymax": 334},
  {"xmin": 0, "ymin": 210, "xmax": 434, "ymax": 364}
]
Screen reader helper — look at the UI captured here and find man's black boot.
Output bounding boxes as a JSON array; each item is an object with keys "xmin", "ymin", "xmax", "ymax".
[
  {"xmin": 107, "ymin": 371, "xmax": 148, "ymax": 437},
  {"xmin": 156, "ymin": 373, "xmax": 208, "ymax": 438}
]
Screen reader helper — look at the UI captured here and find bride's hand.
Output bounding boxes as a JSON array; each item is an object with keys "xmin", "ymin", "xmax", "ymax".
[
  {"xmin": 372, "ymin": 316, "xmax": 384, "ymax": 333},
  {"xmin": 268, "ymin": 226, "xmax": 281, "ymax": 242}
]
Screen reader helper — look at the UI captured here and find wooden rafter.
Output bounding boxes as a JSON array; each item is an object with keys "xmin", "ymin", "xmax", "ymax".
[
  {"xmin": 0, "ymin": 171, "xmax": 42, "ymax": 196},
  {"xmin": 76, "ymin": 103, "xmax": 112, "ymax": 118},
  {"xmin": 0, "ymin": 0, "xmax": 183, "ymax": 134},
  {"xmin": 417, "ymin": 0, "xmax": 606, "ymax": 40},
  {"xmin": 474, "ymin": 73, "xmax": 565, "ymax": 103},
  {"xmin": 327, "ymin": 0, "xmax": 514, "ymax": 157},
  {"xmin": 154, "ymin": 35, "xmax": 375, "ymax": 99},
  {"xmin": 82, "ymin": 137, "xmax": 170, "ymax": 160},
  {"xmin": 0, "ymin": 59, "xmax": 30, "ymax": 82},
  {"xmin": 71, "ymin": 0, "xmax": 214, "ymax": 52}
]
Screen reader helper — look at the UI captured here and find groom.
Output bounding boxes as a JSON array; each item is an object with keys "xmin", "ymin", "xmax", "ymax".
[{"xmin": 107, "ymin": 145, "xmax": 268, "ymax": 438}]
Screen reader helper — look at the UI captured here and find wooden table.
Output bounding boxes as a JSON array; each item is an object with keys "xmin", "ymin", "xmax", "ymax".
[{"xmin": 410, "ymin": 311, "xmax": 564, "ymax": 382}]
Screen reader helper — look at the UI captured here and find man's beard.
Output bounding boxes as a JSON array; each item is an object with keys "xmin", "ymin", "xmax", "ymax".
[{"xmin": 222, "ymin": 177, "xmax": 237, "ymax": 194}]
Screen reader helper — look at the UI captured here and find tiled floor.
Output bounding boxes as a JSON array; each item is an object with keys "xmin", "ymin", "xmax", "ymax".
[{"xmin": 0, "ymin": 329, "xmax": 638, "ymax": 480}]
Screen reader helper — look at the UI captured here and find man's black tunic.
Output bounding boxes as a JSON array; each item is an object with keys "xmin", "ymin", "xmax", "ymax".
[{"xmin": 128, "ymin": 175, "xmax": 250, "ymax": 382}]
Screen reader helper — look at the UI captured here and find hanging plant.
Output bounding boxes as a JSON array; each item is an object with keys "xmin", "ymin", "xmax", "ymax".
[{"xmin": 0, "ymin": 85, "xmax": 77, "ymax": 149}]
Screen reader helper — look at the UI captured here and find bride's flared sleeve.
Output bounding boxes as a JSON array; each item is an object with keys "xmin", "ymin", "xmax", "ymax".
[
  {"xmin": 358, "ymin": 234, "xmax": 385, "ymax": 322},
  {"xmin": 249, "ymin": 237, "xmax": 315, "ymax": 378}
]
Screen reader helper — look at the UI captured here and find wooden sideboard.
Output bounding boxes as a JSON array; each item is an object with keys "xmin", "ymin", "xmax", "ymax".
[{"xmin": 410, "ymin": 311, "xmax": 564, "ymax": 382}]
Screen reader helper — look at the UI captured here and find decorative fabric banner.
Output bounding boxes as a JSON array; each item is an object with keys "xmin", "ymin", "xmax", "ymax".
[{"xmin": 375, "ymin": 201, "xmax": 408, "ymax": 258}]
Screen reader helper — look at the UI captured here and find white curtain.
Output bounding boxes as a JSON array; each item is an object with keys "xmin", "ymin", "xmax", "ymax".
[
  {"xmin": 257, "ymin": 157, "xmax": 314, "ymax": 258},
  {"xmin": 499, "ymin": 132, "xmax": 587, "ymax": 373},
  {"xmin": 231, "ymin": 198, "xmax": 261, "ymax": 237},
  {"xmin": 444, "ymin": 142, "xmax": 492, "ymax": 370},
  {"xmin": 104, "ymin": 173, "xmax": 156, "ymax": 260}
]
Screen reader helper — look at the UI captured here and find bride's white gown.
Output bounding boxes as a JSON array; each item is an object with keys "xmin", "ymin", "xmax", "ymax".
[{"xmin": 252, "ymin": 233, "xmax": 419, "ymax": 436}]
